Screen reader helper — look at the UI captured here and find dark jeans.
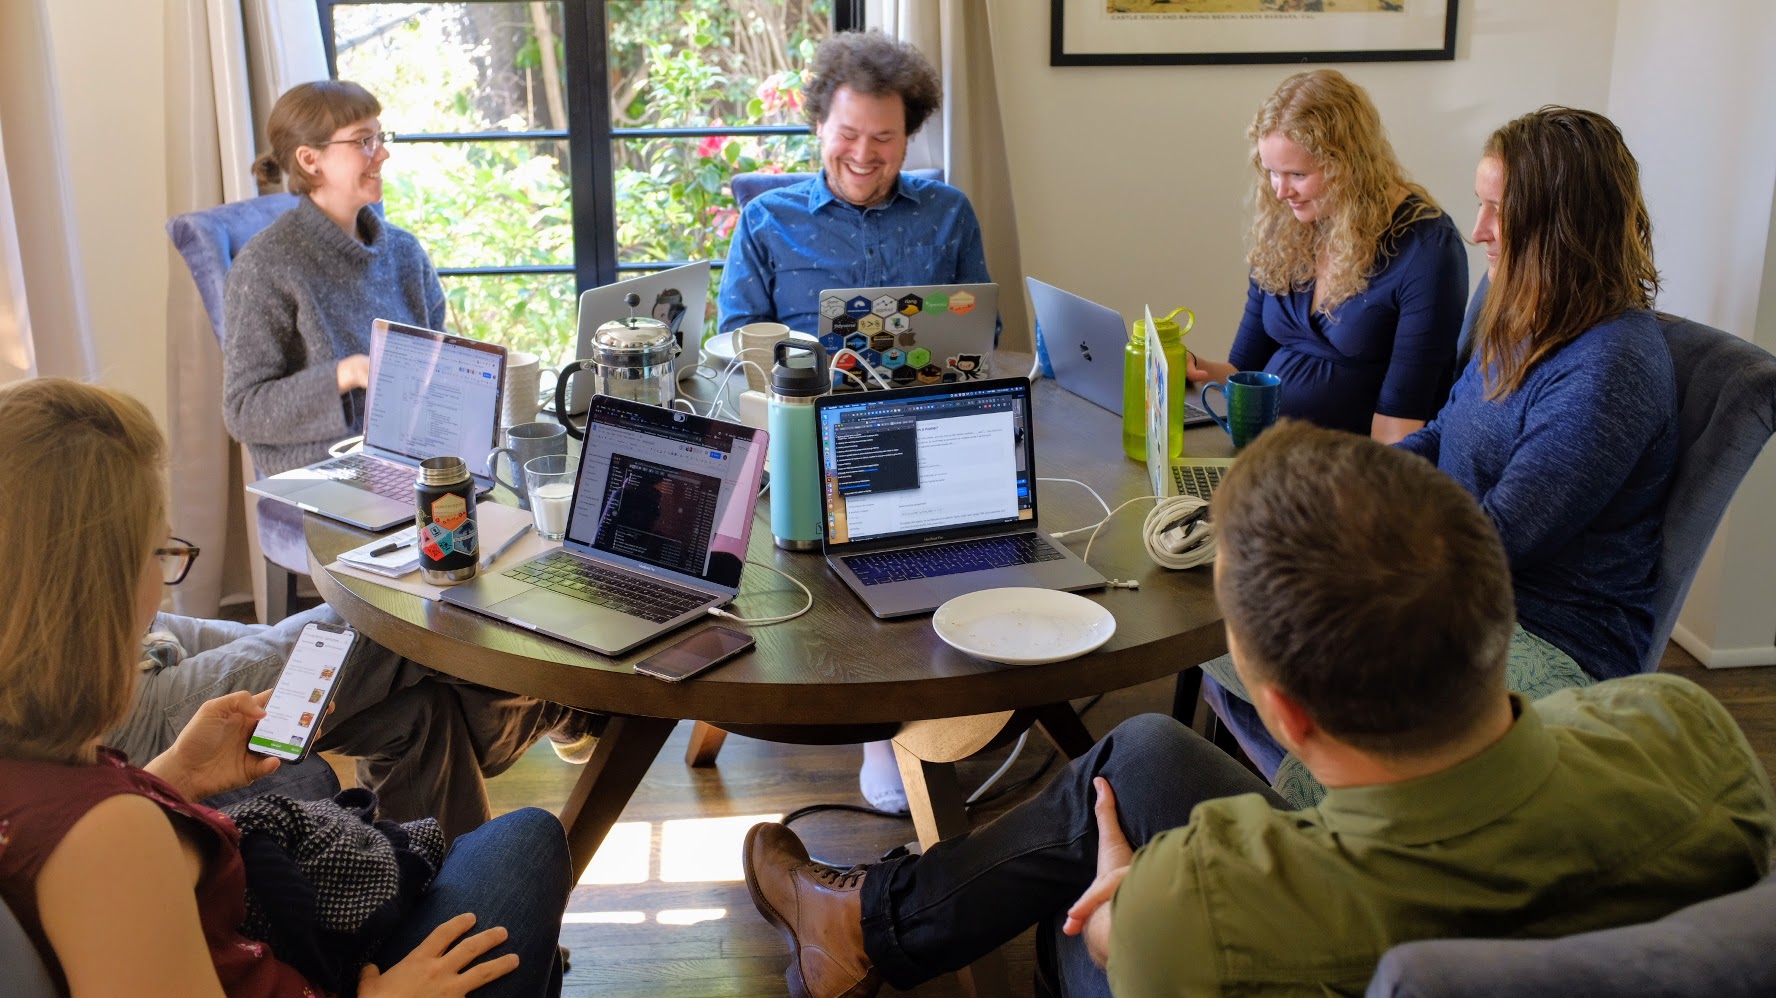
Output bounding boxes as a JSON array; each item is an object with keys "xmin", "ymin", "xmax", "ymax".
[
  {"xmin": 374, "ymin": 807, "xmax": 572, "ymax": 998},
  {"xmin": 1201, "ymin": 674, "xmax": 1288, "ymax": 780},
  {"xmin": 859, "ymin": 714, "xmax": 1286, "ymax": 996}
]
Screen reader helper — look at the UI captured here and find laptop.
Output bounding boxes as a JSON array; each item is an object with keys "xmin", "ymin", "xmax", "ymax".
[
  {"xmin": 1138, "ymin": 305, "xmax": 1234, "ymax": 502},
  {"xmin": 814, "ymin": 282, "xmax": 998, "ymax": 393},
  {"xmin": 248, "ymin": 319, "xmax": 506, "ymax": 532},
  {"xmin": 566, "ymin": 262, "xmax": 713, "ymax": 415},
  {"xmin": 1027, "ymin": 277, "xmax": 1215, "ymax": 426},
  {"xmin": 817, "ymin": 377, "xmax": 1106, "ymax": 619},
  {"xmin": 442, "ymin": 394, "xmax": 768, "ymax": 656}
]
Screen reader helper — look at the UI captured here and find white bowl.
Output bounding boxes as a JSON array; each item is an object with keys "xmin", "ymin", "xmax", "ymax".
[{"xmin": 932, "ymin": 588, "xmax": 1117, "ymax": 665}]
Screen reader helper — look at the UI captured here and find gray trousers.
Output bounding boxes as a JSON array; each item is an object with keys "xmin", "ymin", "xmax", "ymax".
[{"xmin": 108, "ymin": 605, "xmax": 586, "ymax": 840}]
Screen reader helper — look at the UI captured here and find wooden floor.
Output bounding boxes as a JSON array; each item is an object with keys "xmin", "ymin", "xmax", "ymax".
[{"xmin": 468, "ymin": 640, "xmax": 1776, "ymax": 998}]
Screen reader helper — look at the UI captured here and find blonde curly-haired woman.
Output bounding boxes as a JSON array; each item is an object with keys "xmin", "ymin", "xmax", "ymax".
[{"xmin": 1188, "ymin": 69, "xmax": 1467, "ymax": 445}]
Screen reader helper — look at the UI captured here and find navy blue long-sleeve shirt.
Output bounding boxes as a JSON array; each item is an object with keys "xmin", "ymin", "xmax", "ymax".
[
  {"xmin": 1397, "ymin": 309, "xmax": 1677, "ymax": 680},
  {"xmin": 1230, "ymin": 198, "xmax": 1468, "ymax": 435}
]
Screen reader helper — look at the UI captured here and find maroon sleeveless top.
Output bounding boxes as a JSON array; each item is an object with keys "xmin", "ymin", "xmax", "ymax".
[{"xmin": 0, "ymin": 747, "xmax": 324, "ymax": 997}]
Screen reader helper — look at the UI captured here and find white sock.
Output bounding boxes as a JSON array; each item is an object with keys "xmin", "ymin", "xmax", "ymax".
[{"xmin": 858, "ymin": 739, "xmax": 908, "ymax": 814}]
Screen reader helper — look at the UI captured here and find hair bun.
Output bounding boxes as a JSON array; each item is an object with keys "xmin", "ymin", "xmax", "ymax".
[{"xmin": 251, "ymin": 153, "xmax": 284, "ymax": 188}]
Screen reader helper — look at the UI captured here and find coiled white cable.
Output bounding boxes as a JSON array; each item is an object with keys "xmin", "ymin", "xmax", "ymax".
[{"xmin": 1042, "ymin": 479, "xmax": 1217, "ymax": 577}]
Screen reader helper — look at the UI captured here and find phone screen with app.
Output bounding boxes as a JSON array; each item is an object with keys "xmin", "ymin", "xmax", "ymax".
[{"xmin": 249, "ymin": 622, "xmax": 356, "ymax": 762}]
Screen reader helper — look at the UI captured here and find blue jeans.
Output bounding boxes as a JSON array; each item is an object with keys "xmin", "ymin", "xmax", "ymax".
[
  {"xmin": 859, "ymin": 715, "xmax": 1285, "ymax": 996},
  {"xmin": 373, "ymin": 807, "xmax": 571, "ymax": 998}
]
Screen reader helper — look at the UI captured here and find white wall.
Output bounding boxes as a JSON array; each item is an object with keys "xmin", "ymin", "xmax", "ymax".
[
  {"xmin": 1609, "ymin": 0, "xmax": 1776, "ymax": 666},
  {"xmin": 40, "ymin": 0, "xmax": 171, "ymax": 428},
  {"xmin": 985, "ymin": 0, "xmax": 1618, "ymax": 364}
]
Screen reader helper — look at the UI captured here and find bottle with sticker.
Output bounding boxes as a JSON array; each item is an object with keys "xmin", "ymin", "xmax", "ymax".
[{"xmin": 414, "ymin": 456, "xmax": 479, "ymax": 584}]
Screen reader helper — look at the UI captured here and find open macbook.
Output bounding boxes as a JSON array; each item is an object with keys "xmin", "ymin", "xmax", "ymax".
[
  {"xmin": 566, "ymin": 262, "xmax": 712, "ymax": 415},
  {"xmin": 818, "ymin": 377, "xmax": 1105, "ymax": 619},
  {"xmin": 248, "ymin": 319, "xmax": 506, "ymax": 532},
  {"xmin": 814, "ymin": 282, "xmax": 998, "ymax": 392},
  {"xmin": 1140, "ymin": 307, "xmax": 1234, "ymax": 502},
  {"xmin": 442, "ymin": 394, "xmax": 768, "ymax": 656},
  {"xmin": 1027, "ymin": 276, "xmax": 1215, "ymax": 426}
]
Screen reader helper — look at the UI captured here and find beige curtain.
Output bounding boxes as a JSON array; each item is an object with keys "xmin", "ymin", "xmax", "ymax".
[
  {"xmin": 165, "ymin": 0, "xmax": 327, "ymax": 618},
  {"xmin": 0, "ymin": 0, "xmax": 96, "ymax": 387},
  {"xmin": 883, "ymin": 1, "xmax": 1030, "ymax": 350}
]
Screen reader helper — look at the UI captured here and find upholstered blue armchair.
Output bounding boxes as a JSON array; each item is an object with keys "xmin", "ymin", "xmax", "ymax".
[{"xmin": 166, "ymin": 193, "xmax": 306, "ymax": 622}]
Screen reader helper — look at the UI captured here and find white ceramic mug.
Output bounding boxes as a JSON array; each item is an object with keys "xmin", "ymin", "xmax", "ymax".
[
  {"xmin": 500, "ymin": 351, "xmax": 544, "ymax": 432},
  {"xmin": 734, "ymin": 322, "xmax": 794, "ymax": 392}
]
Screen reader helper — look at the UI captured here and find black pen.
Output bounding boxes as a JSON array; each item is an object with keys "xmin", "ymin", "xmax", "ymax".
[{"xmin": 369, "ymin": 538, "xmax": 415, "ymax": 557}]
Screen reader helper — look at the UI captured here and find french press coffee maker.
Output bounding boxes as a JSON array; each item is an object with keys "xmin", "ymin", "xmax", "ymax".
[{"xmin": 553, "ymin": 292, "xmax": 680, "ymax": 438}]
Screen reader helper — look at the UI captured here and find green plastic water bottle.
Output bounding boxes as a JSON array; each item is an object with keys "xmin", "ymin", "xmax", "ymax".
[{"xmin": 1121, "ymin": 306, "xmax": 1195, "ymax": 461}]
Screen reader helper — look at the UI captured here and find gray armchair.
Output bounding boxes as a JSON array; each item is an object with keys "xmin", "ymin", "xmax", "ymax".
[
  {"xmin": 166, "ymin": 193, "xmax": 306, "ymax": 622},
  {"xmin": 2, "ymin": 895, "xmax": 54, "ymax": 998},
  {"xmin": 1367, "ymin": 873, "xmax": 1776, "ymax": 997}
]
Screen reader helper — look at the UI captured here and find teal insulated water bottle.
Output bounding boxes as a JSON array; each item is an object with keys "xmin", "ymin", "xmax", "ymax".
[{"xmin": 767, "ymin": 340, "xmax": 829, "ymax": 550}]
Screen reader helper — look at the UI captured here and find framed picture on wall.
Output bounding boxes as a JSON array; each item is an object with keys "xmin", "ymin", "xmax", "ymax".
[{"xmin": 1051, "ymin": 0, "xmax": 1458, "ymax": 66}]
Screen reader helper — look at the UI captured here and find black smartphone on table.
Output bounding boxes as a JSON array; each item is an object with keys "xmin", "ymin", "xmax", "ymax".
[
  {"xmin": 634, "ymin": 626, "xmax": 755, "ymax": 682},
  {"xmin": 249, "ymin": 621, "xmax": 357, "ymax": 762}
]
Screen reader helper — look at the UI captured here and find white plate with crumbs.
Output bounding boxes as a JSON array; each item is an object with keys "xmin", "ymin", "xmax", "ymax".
[{"xmin": 932, "ymin": 588, "xmax": 1116, "ymax": 665}]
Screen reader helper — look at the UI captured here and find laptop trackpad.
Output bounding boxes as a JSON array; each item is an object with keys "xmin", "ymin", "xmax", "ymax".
[{"xmin": 495, "ymin": 588, "xmax": 630, "ymax": 635}]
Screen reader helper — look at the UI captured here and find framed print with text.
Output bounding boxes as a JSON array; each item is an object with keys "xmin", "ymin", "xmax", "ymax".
[{"xmin": 1051, "ymin": 0, "xmax": 1458, "ymax": 66}]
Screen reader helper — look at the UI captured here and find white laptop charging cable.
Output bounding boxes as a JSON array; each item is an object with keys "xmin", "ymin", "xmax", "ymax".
[
  {"xmin": 1041, "ymin": 478, "xmax": 1217, "ymax": 580},
  {"xmin": 707, "ymin": 559, "xmax": 815, "ymax": 626}
]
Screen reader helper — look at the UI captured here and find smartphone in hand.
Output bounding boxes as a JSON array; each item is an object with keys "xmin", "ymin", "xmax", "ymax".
[
  {"xmin": 634, "ymin": 626, "xmax": 755, "ymax": 683},
  {"xmin": 249, "ymin": 621, "xmax": 356, "ymax": 762}
]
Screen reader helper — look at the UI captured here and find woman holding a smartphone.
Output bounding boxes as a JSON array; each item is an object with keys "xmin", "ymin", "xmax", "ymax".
[{"xmin": 0, "ymin": 378, "xmax": 570, "ymax": 997}]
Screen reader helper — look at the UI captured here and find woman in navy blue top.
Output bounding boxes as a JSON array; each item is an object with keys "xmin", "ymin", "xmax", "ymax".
[{"xmin": 1189, "ymin": 70, "xmax": 1468, "ymax": 443}]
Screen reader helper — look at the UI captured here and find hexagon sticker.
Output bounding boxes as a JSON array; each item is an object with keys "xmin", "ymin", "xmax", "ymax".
[
  {"xmin": 907, "ymin": 347, "xmax": 932, "ymax": 368},
  {"xmin": 871, "ymin": 294, "xmax": 899, "ymax": 317},
  {"xmin": 890, "ymin": 364, "xmax": 918, "ymax": 384},
  {"xmin": 916, "ymin": 363, "xmax": 944, "ymax": 384},
  {"xmin": 924, "ymin": 291, "xmax": 950, "ymax": 311},
  {"xmin": 845, "ymin": 295, "xmax": 872, "ymax": 318},
  {"xmin": 844, "ymin": 333, "xmax": 868, "ymax": 352},
  {"xmin": 831, "ymin": 314, "xmax": 858, "ymax": 336},
  {"xmin": 949, "ymin": 290, "xmax": 977, "ymax": 315},
  {"xmin": 858, "ymin": 314, "xmax": 884, "ymax": 335},
  {"xmin": 882, "ymin": 349, "xmax": 907, "ymax": 369},
  {"xmin": 833, "ymin": 351, "xmax": 859, "ymax": 370},
  {"xmin": 820, "ymin": 333, "xmax": 845, "ymax": 353},
  {"xmin": 898, "ymin": 294, "xmax": 923, "ymax": 316},
  {"xmin": 861, "ymin": 349, "xmax": 883, "ymax": 367},
  {"xmin": 885, "ymin": 314, "xmax": 910, "ymax": 334},
  {"xmin": 897, "ymin": 331, "xmax": 917, "ymax": 347},
  {"xmin": 820, "ymin": 297, "xmax": 847, "ymax": 320},
  {"xmin": 870, "ymin": 332, "xmax": 895, "ymax": 352}
]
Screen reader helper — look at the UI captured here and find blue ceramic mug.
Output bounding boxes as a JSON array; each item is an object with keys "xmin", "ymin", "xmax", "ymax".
[{"xmin": 1201, "ymin": 371, "xmax": 1283, "ymax": 449}]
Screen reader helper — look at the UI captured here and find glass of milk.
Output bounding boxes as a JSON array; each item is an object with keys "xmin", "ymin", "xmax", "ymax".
[{"xmin": 524, "ymin": 454, "xmax": 575, "ymax": 540}]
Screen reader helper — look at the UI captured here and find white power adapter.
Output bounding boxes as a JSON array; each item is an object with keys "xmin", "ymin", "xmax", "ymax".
[{"xmin": 737, "ymin": 389, "xmax": 770, "ymax": 430}]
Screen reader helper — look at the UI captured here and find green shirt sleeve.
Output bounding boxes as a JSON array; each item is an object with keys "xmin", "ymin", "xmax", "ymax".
[{"xmin": 1107, "ymin": 823, "xmax": 1221, "ymax": 997}]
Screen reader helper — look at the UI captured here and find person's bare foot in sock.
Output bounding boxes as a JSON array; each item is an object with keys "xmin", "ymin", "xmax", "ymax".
[
  {"xmin": 858, "ymin": 739, "xmax": 908, "ymax": 814},
  {"xmin": 743, "ymin": 822, "xmax": 880, "ymax": 998}
]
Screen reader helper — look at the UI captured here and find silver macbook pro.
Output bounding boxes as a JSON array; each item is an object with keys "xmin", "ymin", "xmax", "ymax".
[
  {"xmin": 817, "ymin": 377, "xmax": 1105, "ymax": 619},
  {"xmin": 248, "ymin": 319, "xmax": 506, "ymax": 532},
  {"xmin": 442, "ymin": 394, "xmax": 768, "ymax": 656},
  {"xmin": 814, "ymin": 282, "xmax": 998, "ymax": 392},
  {"xmin": 1027, "ymin": 277, "xmax": 1215, "ymax": 427}
]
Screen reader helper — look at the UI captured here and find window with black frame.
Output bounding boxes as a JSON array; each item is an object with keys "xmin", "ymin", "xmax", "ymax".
[{"xmin": 315, "ymin": 0, "xmax": 860, "ymax": 362}]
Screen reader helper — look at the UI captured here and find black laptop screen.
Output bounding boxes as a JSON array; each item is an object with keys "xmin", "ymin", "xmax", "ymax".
[
  {"xmin": 565, "ymin": 396, "xmax": 764, "ymax": 589},
  {"xmin": 818, "ymin": 379, "xmax": 1034, "ymax": 547}
]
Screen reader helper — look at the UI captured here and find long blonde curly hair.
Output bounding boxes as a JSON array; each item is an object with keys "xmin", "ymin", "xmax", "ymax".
[{"xmin": 1246, "ymin": 70, "xmax": 1440, "ymax": 314}]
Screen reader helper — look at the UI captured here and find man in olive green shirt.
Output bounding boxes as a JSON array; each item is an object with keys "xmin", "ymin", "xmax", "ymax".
[{"xmin": 741, "ymin": 422, "xmax": 1775, "ymax": 998}]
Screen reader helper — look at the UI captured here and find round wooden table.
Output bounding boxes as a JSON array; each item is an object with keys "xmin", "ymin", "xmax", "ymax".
[{"xmin": 307, "ymin": 370, "xmax": 1236, "ymax": 878}]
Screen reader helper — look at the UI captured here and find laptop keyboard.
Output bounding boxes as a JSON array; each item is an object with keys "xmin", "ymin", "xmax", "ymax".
[
  {"xmin": 1172, "ymin": 464, "xmax": 1227, "ymax": 500},
  {"xmin": 316, "ymin": 453, "xmax": 417, "ymax": 501},
  {"xmin": 843, "ymin": 533, "xmax": 1062, "ymax": 587},
  {"xmin": 504, "ymin": 551, "xmax": 710, "ymax": 624}
]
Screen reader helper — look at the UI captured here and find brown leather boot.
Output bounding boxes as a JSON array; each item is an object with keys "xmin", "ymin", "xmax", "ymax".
[{"xmin": 743, "ymin": 822, "xmax": 881, "ymax": 998}]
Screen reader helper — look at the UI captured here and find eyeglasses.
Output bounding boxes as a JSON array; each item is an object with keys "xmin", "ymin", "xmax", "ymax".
[
  {"xmin": 155, "ymin": 538, "xmax": 201, "ymax": 586},
  {"xmin": 318, "ymin": 130, "xmax": 395, "ymax": 157}
]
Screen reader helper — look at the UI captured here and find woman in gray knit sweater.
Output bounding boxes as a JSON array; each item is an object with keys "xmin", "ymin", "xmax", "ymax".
[{"xmin": 222, "ymin": 80, "xmax": 446, "ymax": 477}]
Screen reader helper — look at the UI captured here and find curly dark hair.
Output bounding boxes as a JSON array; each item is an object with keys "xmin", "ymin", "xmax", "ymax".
[{"xmin": 803, "ymin": 31, "xmax": 942, "ymax": 136}]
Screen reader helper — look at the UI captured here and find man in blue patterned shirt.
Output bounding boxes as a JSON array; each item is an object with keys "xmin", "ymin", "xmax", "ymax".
[{"xmin": 717, "ymin": 31, "xmax": 992, "ymax": 338}]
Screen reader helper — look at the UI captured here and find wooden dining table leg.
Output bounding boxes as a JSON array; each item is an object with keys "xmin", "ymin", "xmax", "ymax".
[
  {"xmin": 557, "ymin": 714, "xmax": 679, "ymax": 881},
  {"xmin": 683, "ymin": 720, "xmax": 728, "ymax": 767},
  {"xmin": 891, "ymin": 742, "xmax": 1016, "ymax": 998}
]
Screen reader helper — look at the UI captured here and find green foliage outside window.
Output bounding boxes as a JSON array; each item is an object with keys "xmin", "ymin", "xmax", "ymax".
[{"xmin": 333, "ymin": 1, "xmax": 829, "ymax": 363}]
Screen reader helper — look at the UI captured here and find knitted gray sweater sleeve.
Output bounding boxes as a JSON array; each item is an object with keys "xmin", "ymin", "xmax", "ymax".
[{"xmin": 221, "ymin": 198, "xmax": 444, "ymax": 477}]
